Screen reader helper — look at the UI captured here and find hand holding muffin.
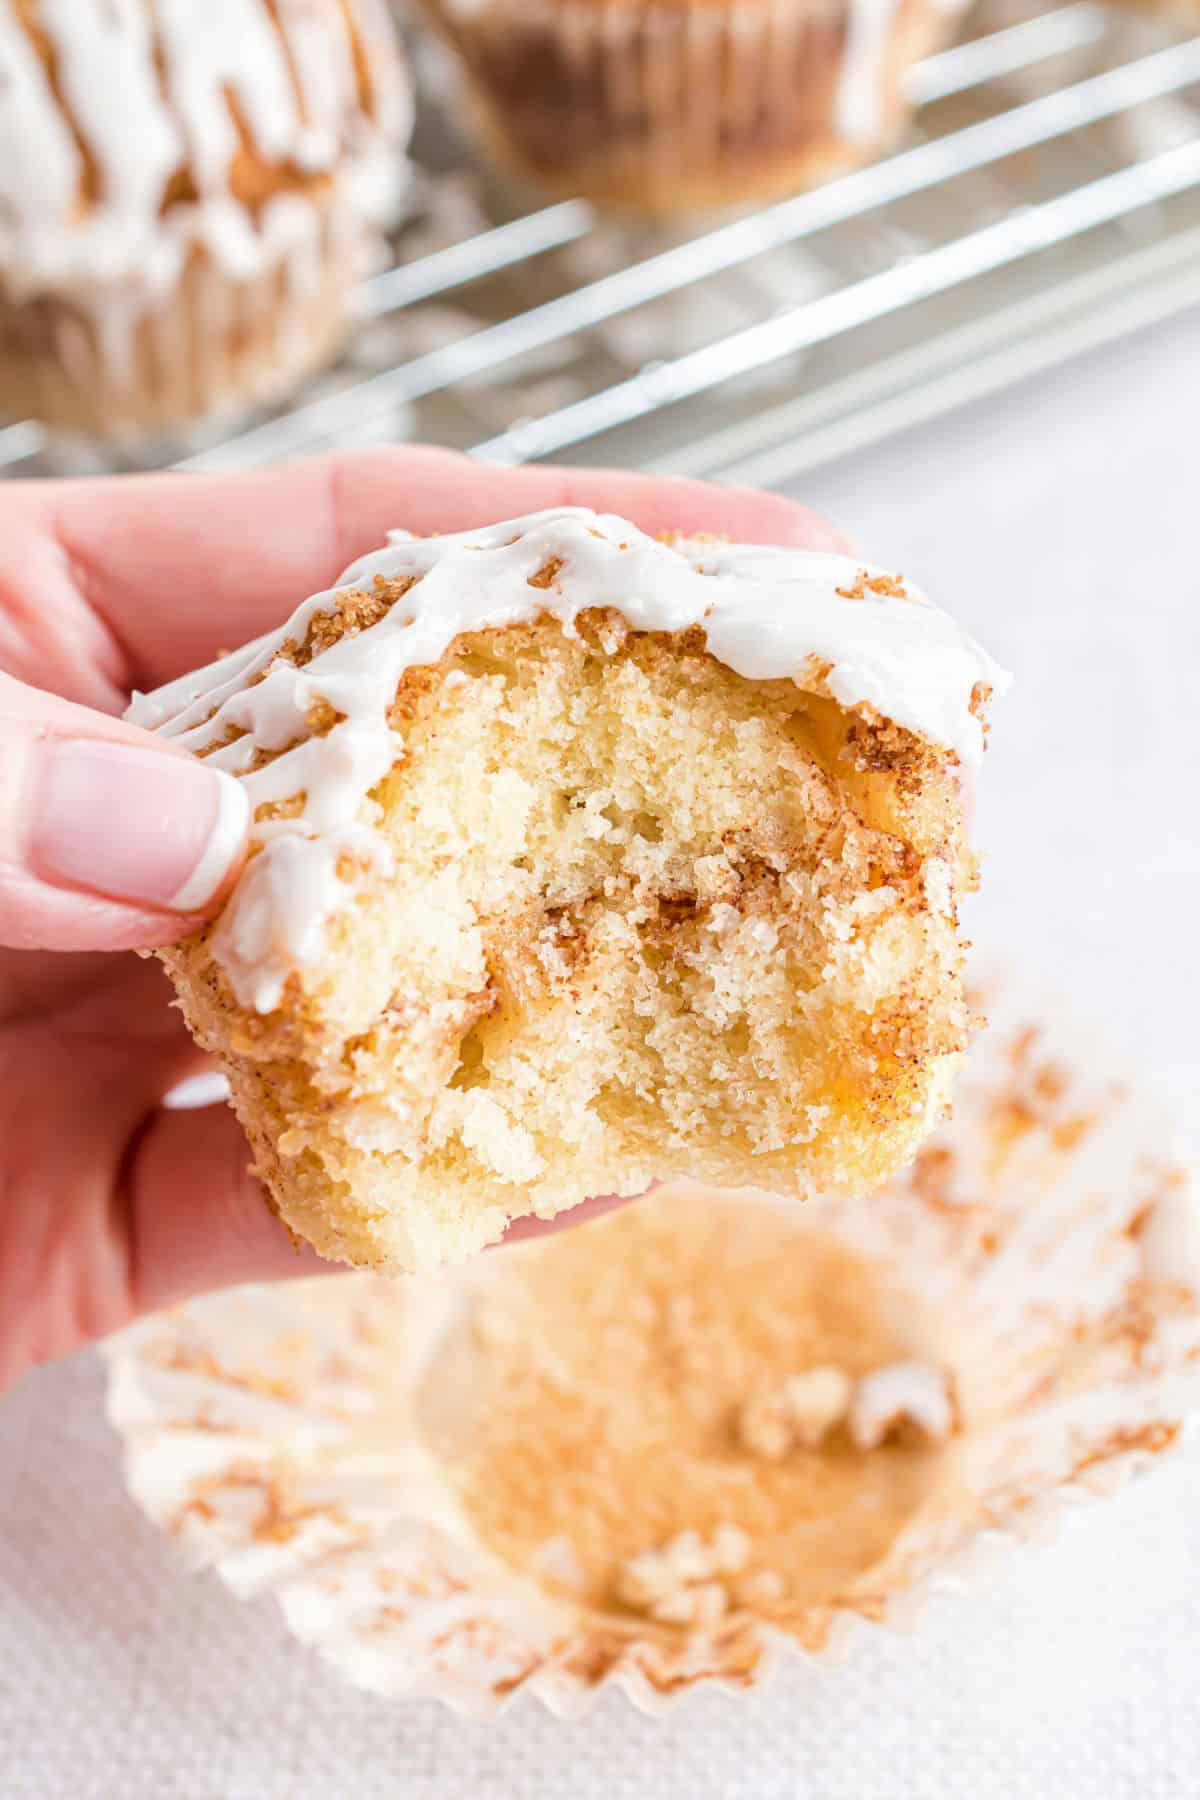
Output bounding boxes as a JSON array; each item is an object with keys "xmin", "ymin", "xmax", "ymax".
[
  {"xmin": 0, "ymin": 447, "xmax": 845, "ymax": 1390},
  {"xmin": 140, "ymin": 503, "xmax": 1000, "ymax": 1271}
]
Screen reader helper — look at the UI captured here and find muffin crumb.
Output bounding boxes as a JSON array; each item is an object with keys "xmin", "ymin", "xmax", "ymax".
[
  {"xmin": 738, "ymin": 1569, "xmax": 787, "ymax": 1610},
  {"xmin": 616, "ymin": 1525, "xmax": 750, "ymax": 1627},
  {"xmin": 737, "ymin": 1366, "xmax": 853, "ymax": 1459}
]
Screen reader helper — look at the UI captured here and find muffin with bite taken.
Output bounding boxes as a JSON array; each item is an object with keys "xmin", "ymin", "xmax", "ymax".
[{"xmin": 130, "ymin": 506, "xmax": 1005, "ymax": 1272}]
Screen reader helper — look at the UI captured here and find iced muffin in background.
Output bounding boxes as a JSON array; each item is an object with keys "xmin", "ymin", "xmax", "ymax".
[
  {"xmin": 0, "ymin": 0, "xmax": 411, "ymax": 439},
  {"xmin": 416, "ymin": 0, "xmax": 967, "ymax": 216}
]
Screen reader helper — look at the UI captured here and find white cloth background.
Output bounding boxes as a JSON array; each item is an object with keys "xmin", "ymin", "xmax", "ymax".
[{"xmin": 2, "ymin": 312, "xmax": 1199, "ymax": 1799}]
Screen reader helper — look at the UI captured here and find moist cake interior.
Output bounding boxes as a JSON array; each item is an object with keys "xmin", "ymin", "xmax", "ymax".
[{"xmin": 170, "ymin": 589, "xmax": 973, "ymax": 1270}]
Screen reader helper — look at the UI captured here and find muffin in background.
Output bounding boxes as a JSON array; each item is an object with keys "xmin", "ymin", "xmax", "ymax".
[
  {"xmin": 0, "ymin": 0, "xmax": 412, "ymax": 440},
  {"xmin": 417, "ymin": 0, "xmax": 965, "ymax": 216}
]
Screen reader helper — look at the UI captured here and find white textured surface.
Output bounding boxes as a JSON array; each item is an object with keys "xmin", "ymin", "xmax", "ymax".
[{"xmin": 2, "ymin": 312, "xmax": 1199, "ymax": 1794}]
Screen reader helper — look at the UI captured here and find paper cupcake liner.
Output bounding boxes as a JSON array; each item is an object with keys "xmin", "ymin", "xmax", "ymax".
[
  {"xmin": 106, "ymin": 967, "xmax": 1200, "ymax": 1716},
  {"xmin": 420, "ymin": 0, "xmax": 968, "ymax": 214}
]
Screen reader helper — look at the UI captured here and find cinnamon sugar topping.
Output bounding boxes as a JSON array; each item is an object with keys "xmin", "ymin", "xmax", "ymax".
[{"xmin": 836, "ymin": 571, "xmax": 913, "ymax": 602}]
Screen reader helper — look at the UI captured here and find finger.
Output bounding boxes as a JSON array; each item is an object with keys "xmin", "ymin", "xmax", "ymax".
[
  {"xmin": 16, "ymin": 449, "xmax": 848, "ymax": 693},
  {"xmin": 123, "ymin": 1103, "xmax": 335, "ymax": 1315},
  {"xmin": 0, "ymin": 948, "xmax": 198, "ymax": 1055},
  {"xmin": 0, "ymin": 669, "xmax": 247, "ymax": 952},
  {"xmin": 127, "ymin": 1097, "xmax": 640, "ymax": 1308}
]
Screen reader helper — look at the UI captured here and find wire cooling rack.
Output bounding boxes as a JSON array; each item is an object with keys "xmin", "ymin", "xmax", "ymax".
[{"xmin": 2, "ymin": 0, "xmax": 1198, "ymax": 486}]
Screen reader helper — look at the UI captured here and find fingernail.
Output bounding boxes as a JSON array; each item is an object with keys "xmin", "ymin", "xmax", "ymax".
[{"xmin": 32, "ymin": 739, "xmax": 249, "ymax": 913}]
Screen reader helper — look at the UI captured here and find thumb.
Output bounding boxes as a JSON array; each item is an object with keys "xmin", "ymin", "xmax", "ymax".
[{"xmin": 0, "ymin": 670, "xmax": 248, "ymax": 952}]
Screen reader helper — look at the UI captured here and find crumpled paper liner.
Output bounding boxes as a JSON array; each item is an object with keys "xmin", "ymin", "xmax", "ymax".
[{"xmin": 106, "ymin": 971, "xmax": 1200, "ymax": 1716}]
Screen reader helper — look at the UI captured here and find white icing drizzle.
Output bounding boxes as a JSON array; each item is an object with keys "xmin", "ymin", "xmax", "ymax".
[
  {"xmin": 128, "ymin": 507, "xmax": 1008, "ymax": 1014},
  {"xmin": 0, "ymin": 8, "xmax": 84, "ymax": 265},
  {"xmin": 835, "ymin": 0, "xmax": 899, "ymax": 143},
  {"xmin": 0, "ymin": 0, "xmax": 411, "ymax": 324},
  {"xmin": 835, "ymin": 0, "xmax": 973, "ymax": 142},
  {"xmin": 849, "ymin": 1362, "xmax": 955, "ymax": 1449}
]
